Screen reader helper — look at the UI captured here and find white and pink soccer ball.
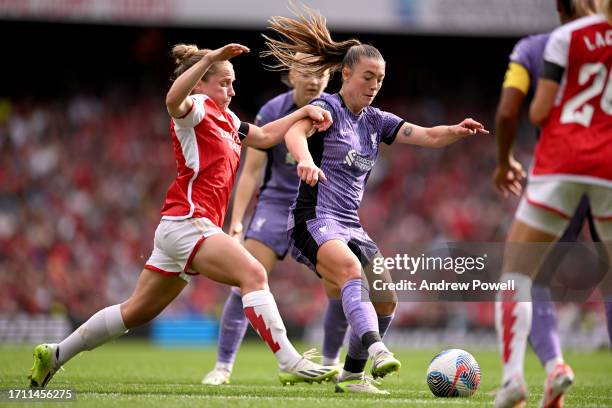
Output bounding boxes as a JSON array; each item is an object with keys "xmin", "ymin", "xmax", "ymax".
[{"xmin": 426, "ymin": 349, "xmax": 481, "ymax": 397}]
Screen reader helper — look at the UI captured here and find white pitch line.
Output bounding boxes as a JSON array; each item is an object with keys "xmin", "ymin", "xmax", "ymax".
[
  {"xmin": 76, "ymin": 392, "xmax": 612, "ymax": 407},
  {"xmin": 80, "ymin": 393, "xmax": 491, "ymax": 405}
]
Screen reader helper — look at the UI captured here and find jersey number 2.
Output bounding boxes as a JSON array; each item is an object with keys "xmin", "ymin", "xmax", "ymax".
[{"xmin": 561, "ymin": 63, "xmax": 612, "ymax": 127}]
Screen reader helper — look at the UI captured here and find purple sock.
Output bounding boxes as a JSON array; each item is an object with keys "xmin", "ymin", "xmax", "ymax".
[
  {"xmin": 216, "ymin": 287, "xmax": 249, "ymax": 364},
  {"xmin": 341, "ymin": 279, "xmax": 379, "ymax": 341},
  {"xmin": 529, "ymin": 285, "xmax": 562, "ymax": 366},
  {"xmin": 347, "ymin": 314, "xmax": 394, "ymax": 361},
  {"xmin": 322, "ymin": 298, "xmax": 348, "ymax": 362},
  {"xmin": 605, "ymin": 298, "xmax": 612, "ymax": 347}
]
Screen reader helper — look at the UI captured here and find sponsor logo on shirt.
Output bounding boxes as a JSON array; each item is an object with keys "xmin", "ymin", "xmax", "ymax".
[{"xmin": 344, "ymin": 149, "xmax": 375, "ymax": 171}]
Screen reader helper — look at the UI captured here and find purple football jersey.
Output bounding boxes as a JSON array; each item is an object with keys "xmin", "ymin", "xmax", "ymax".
[
  {"xmin": 254, "ymin": 90, "xmax": 301, "ymax": 206},
  {"xmin": 290, "ymin": 93, "xmax": 404, "ymax": 225},
  {"xmin": 509, "ymin": 32, "xmax": 550, "ymax": 93},
  {"xmin": 254, "ymin": 90, "xmax": 330, "ymax": 206}
]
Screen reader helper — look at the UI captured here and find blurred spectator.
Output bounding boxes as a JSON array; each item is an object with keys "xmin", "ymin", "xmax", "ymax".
[{"xmin": 1, "ymin": 84, "xmax": 601, "ymax": 331}]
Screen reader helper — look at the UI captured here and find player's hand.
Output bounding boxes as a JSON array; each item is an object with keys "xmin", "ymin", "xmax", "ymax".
[
  {"xmin": 305, "ymin": 106, "xmax": 333, "ymax": 132},
  {"xmin": 493, "ymin": 156, "xmax": 526, "ymax": 197},
  {"xmin": 297, "ymin": 158, "xmax": 327, "ymax": 186},
  {"xmin": 207, "ymin": 43, "xmax": 250, "ymax": 63},
  {"xmin": 229, "ymin": 221, "xmax": 244, "ymax": 241},
  {"xmin": 451, "ymin": 118, "xmax": 489, "ymax": 137}
]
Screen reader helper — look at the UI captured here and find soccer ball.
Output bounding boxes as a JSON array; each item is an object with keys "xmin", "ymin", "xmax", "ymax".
[{"xmin": 426, "ymin": 349, "xmax": 481, "ymax": 397}]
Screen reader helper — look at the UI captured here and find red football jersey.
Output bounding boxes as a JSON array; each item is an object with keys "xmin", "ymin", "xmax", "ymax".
[
  {"xmin": 533, "ymin": 14, "xmax": 612, "ymax": 186},
  {"xmin": 160, "ymin": 94, "xmax": 242, "ymax": 227}
]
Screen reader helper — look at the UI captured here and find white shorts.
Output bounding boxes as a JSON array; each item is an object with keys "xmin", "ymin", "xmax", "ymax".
[
  {"xmin": 516, "ymin": 178, "xmax": 612, "ymax": 239},
  {"xmin": 145, "ymin": 218, "xmax": 223, "ymax": 282}
]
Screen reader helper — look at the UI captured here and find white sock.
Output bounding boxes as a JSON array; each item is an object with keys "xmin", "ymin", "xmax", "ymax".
[
  {"xmin": 57, "ymin": 304, "xmax": 127, "ymax": 367},
  {"xmin": 495, "ymin": 273, "xmax": 532, "ymax": 384},
  {"xmin": 367, "ymin": 341, "xmax": 389, "ymax": 358},
  {"xmin": 241, "ymin": 290, "xmax": 301, "ymax": 370},
  {"xmin": 338, "ymin": 368, "xmax": 363, "ymax": 381},
  {"xmin": 322, "ymin": 356, "xmax": 340, "ymax": 366},
  {"xmin": 544, "ymin": 357, "xmax": 563, "ymax": 375}
]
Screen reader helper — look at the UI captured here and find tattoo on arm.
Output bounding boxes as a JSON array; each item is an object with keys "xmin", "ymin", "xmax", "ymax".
[{"xmin": 403, "ymin": 126, "xmax": 413, "ymax": 137}]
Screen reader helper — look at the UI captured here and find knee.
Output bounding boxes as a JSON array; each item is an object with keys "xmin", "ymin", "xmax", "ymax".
[
  {"xmin": 240, "ymin": 260, "xmax": 268, "ymax": 292},
  {"xmin": 334, "ymin": 259, "xmax": 362, "ymax": 286},
  {"xmin": 373, "ymin": 301, "xmax": 397, "ymax": 315}
]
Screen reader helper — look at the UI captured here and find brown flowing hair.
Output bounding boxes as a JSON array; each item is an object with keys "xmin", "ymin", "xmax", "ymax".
[{"xmin": 261, "ymin": 4, "xmax": 384, "ymax": 77}]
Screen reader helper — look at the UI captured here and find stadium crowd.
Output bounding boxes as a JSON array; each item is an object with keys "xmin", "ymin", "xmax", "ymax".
[
  {"xmin": 0, "ymin": 86, "xmax": 529, "ymax": 323},
  {"xmin": 0, "ymin": 73, "xmax": 604, "ymax": 336}
]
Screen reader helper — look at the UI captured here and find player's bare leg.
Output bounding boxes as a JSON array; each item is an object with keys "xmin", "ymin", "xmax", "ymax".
[
  {"xmin": 495, "ymin": 220, "xmax": 561, "ymax": 408},
  {"xmin": 334, "ymin": 252, "xmax": 397, "ymax": 393},
  {"xmin": 192, "ymin": 233, "xmax": 338, "ymax": 384},
  {"xmin": 202, "ymin": 238, "xmax": 277, "ymax": 385},
  {"xmin": 317, "ymin": 242, "xmax": 400, "ymax": 388},
  {"xmin": 29, "ymin": 269, "xmax": 187, "ymax": 388}
]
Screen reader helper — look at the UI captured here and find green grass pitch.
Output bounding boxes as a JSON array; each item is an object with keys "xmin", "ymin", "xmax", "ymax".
[{"xmin": 1, "ymin": 341, "xmax": 611, "ymax": 407}]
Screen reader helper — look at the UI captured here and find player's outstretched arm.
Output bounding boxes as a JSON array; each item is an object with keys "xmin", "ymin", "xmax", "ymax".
[
  {"xmin": 228, "ymin": 148, "xmax": 267, "ymax": 240},
  {"xmin": 242, "ymin": 105, "xmax": 332, "ymax": 149},
  {"xmin": 395, "ymin": 119, "xmax": 489, "ymax": 148},
  {"xmin": 285, "ymin": 118, "xmax": 327, "ymax": 187},
  {"xmin": 165, "ymin": 43, "xmax": 249, "ymax": 118}
]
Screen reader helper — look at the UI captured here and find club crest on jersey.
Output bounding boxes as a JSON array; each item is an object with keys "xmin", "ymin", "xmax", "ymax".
[
  {"xmin": 370, "ymin": 132, "xmax": 378, "ymax": 148},
  {"xmin": 220, "ymin": 130, "xmax": 241, "ymax": 154},
  {"xmin": 344, "ymin": 149, "xmax": 375, "ymax": 171},
  {"xmin": 252, "ymin": 217, "xmax": 267, "ymax": 232}
]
